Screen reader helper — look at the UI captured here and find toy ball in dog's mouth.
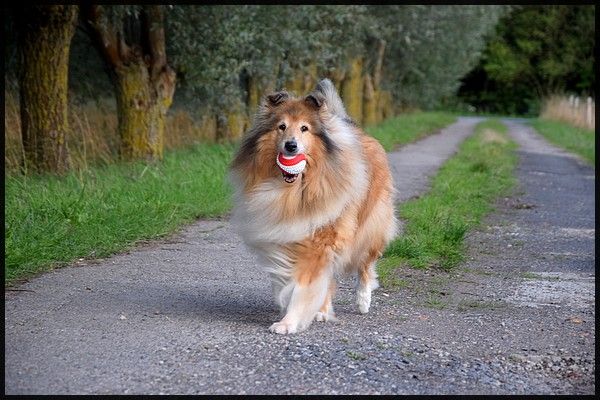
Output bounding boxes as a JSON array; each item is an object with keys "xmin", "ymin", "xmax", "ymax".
[{"xmin": 276, "ymin": 153, "xmax": 306, "ymax": 183}]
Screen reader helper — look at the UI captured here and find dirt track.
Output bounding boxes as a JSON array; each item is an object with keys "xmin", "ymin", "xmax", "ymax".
[{"xmin": 5, "ymin": 117, "xmax": 594, "ymax": 394}]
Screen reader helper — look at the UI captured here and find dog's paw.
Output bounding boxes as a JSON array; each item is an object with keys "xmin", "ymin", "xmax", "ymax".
[
  {"xmin": 269, "ymin": 321, "xmax": 298, "ymax": 334},
  {"xmin": 315, "ymin": 311, "xmax": 338, "ymax": 322},
  {"xmin": 356, "ymin": 289, "xmax": 371, "ymax": 314}
]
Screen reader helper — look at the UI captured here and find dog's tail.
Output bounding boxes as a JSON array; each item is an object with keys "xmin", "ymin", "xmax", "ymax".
[{"xmin": 315, "ymin": 78, "xmax": 349, "ymax": 120}]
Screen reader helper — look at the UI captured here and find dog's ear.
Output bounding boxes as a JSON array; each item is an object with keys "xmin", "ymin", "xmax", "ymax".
[
  {"xmin": 266, "ymin": 91, "xmax": 289, "ymax": 107},
  {"xmin": 305, "ymin": 93, "xmax": 324, "ymax": 109}
]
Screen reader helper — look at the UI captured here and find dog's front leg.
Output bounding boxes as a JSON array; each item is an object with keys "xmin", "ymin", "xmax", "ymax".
[
  {"xmin": 269, "ymin": 268, "xmax": 332, "ymax": 334},
  {"xmin": 269, "ymin": 221, "xmax": 351, "ymax": 334}
]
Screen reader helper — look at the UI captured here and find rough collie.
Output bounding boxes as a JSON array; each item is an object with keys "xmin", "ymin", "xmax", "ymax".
[{"xmin": 229, "ymin": 79, "xmax": 397, "ymax": 334}]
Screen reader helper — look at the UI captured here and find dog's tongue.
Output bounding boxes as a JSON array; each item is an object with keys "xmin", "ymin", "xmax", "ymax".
[{"xmin": 277, "ymin": 153, "xmax": 306, "ymax": 175}]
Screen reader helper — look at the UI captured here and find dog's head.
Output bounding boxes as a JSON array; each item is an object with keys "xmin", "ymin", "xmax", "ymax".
[
  {"xmin": 267, "ymin": 91, "xmax": 337, "ymax": 183},
  {"xmin": 232, "ymin": 89, "xmax": 338, "ymax": 185}
]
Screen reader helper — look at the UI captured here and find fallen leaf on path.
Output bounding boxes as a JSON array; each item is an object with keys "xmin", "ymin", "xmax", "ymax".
[{"xmin": 567, "ymin": 316, "xmax": 584, "ymax": 324}]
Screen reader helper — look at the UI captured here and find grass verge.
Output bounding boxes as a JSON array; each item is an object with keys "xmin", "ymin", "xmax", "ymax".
[
  {"xmin": 529, "ymin": 119, "xmax": 595, "ymax": 166},
  {"xmin": 5, "ymin": 112, "xmax": 457, "ymax": 286},
  {"xmin": 367, "ymin": 111, "xmax": 456, "ymax": 151},
  {"xmin": 377, "ymin": 119, "xmax": 518, "ymax": 286},
  {"xmin": 4, "ymin": 144, "xmax": 234, "ymax": 285}
]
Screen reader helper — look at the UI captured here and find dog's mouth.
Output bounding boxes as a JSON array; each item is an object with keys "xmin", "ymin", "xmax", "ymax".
[{"xmin": 281, "ymin": 171, "xmax": 299, "ymax": 183}]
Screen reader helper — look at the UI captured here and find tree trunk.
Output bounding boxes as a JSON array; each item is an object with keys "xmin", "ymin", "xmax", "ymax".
[
  {"xmin": 247, "ymin": 75, "xmax": 260, "ymax": 114},
  {"xmin": 246, "ymin": 66, "xmax": 279, "ymax": 115},
  {"xmin": 341, "ymin": 57, "xmax": 364, "ymax": 124},
  {"xmin": 302, "ymin": 61, "xmax": 318, "ymax": 93},
  {"xmin": 372, "ymin": 39, "xmax": 386, "ymax": 90},
  {"xmin": 363, "ymin": 74, "xmax": 377, "ymax": 126},
  {"xmin": 371, "ymin": 39, "xmax": 387, "ymax": 125},
  {"xmin": 284, "ymin": 69, "xmax": 305, "ymax": 95},
  {"xmin": 215, "ymin": 103, "xmax": 248, "ymax": 143},
  {"xmin": 378, "ymin": 90, "xmax": 394, "ymax": 120},
  {"xmin": 84, "ymin": 5, "xmax": 175, "ymax": 162},
  {"xmin": 18, "ymin": 5, "xmax": 78, "ymax": 174},
  {"xmin": 114, "ymin": 61, "xmax": 175, "ymax": 161}
]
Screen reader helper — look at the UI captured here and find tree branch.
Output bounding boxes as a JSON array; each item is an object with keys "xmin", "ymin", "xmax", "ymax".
[
  {"xmin": 373, "ymin": 38, "xmax": 386, "ymax": 90},
  {"xmin": 117, "ymin": 30, "xmax": 131, "ymax": 63},
  {"xmin": 83, "ymin": 5, "xmax": 121, "ymax": 68},
  {"xmin": 144, "ymin": 5, "xmax": 167, "ymax": 80}
]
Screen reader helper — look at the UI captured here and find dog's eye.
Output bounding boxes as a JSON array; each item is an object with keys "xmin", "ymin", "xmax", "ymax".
[
  {"xmin": 301, "ymin": 125, "xmax": 308, "ymax": 132},
  {"xmin": 278, "ymin": 124, "xmax": 286, "ymax": 131}
]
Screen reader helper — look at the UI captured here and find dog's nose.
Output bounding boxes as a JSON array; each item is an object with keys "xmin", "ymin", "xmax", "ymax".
[{"xmin": 284, "ymin": 140, "xmax": 298, "ymax": 154}]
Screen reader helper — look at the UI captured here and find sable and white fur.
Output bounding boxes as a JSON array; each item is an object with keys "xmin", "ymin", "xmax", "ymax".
[{"xmin": 229, "ymin": 79, "xmax": 398, "ymax": 334}]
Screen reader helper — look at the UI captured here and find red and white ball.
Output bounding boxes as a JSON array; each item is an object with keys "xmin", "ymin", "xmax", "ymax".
[{"xmin": 277, "ymin": 153, "xmax": 306, "ymax": 175}]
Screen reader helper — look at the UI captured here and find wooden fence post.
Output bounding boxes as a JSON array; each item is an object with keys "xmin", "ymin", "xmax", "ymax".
[{"xmin": 586, "ymin": 97, "xmax": 593, "ymax": 128}]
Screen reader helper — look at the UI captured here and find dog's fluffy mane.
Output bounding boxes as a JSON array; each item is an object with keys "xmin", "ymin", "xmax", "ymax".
[{"xmin": 229, "ymin": 79, "xmax": 370, "ymax": 247}]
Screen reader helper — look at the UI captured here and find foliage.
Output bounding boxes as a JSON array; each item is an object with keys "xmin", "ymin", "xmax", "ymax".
[
  {"xmin": 166, "ymin": 5, "xmax": 370, "ymax": 111},
  {"xmin": 1, "ymin": 5, "xmax": 508, "ymax": 118},
  {"xmin": 458, "ymin": 5, "xmax": 596, "ymax": 115},
  {"xmin": 370, "ymin": 5, "xmax": 506, "ymax": 110},
  {"xmin": 4, "ymin": 5, "xmax": 511, "ymax": 170},
  {"xmin": 7, "ymin": 5, "xmax": 502, "ymax": 114},
  {"xmin": 378, "ymin": 119, "xmax": 517, "ymax": 285}
]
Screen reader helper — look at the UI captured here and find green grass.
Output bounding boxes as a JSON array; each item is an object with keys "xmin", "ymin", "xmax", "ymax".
[
  {"xmin": 4, "ymin": 143, "xmax": 234, "ymax": 285},
  {"xmin": 378, "ymin": 119, "xmax": 518, "ymax": 286},
  {"xmin": 367, "ymin": 111, "xmax": 456, "ymax": 151},
  {"xmin": 346, "ymin": 350, "xmax": 368, "ymax": 361},
  {"xmin": 529, "ymin": 119, "xmax": 595, "ymax": 165},
  {"xmin": 5, "ymin": 112, "xmax": 457, "ymax": 286}
]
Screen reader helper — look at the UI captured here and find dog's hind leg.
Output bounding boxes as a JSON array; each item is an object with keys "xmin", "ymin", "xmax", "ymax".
[{"xmin": 356, "ymin": 250, "xmax": 381, "ymax": 314}]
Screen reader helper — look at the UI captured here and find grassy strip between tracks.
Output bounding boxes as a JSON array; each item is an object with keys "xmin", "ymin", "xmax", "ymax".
[
  {"xmin": 5, "ymin": 111, "xmax": 455, "ymax": 286},
  {"xmin": 377, "ymin": 119, "xmax": 518, "ymax": 286}
]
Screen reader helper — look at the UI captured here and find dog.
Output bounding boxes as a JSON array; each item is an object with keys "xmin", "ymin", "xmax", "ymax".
[{"xmin": 229, "ymin": 79, "xmax": 397, "ymax": 334}]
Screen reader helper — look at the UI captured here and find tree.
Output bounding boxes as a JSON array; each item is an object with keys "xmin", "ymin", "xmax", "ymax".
[
  {"xmin": 15, "ymin": 5, "xmax": 78, "ymax": 174},
  {"xmin": 166, "ymin": 5, "xmax": 370, "ymax": 138},
  {"xmin": 83, "ymin": 5, "xmax": 176, "ymax": 161},
  {"xmin": 165, "ymin": 5, "xmax": 502, "ymax": 127},
  {"xmin": 367, "ymin": 5, "xmax": 505, "ymax": 111},
  {"xmin": 458, "ymin": 5, "xmax": 595, "ymax": 115}
]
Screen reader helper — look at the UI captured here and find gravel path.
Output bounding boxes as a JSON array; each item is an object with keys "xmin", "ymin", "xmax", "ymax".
[{"xmin": 4, "ymin": 117, "xmax": 594, "ymax": 395}]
